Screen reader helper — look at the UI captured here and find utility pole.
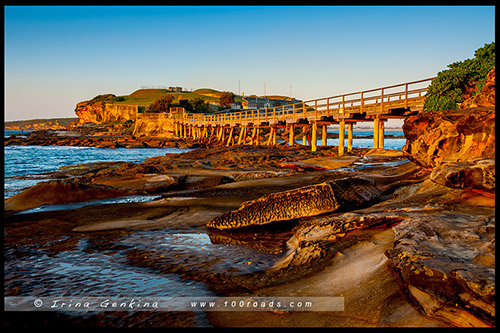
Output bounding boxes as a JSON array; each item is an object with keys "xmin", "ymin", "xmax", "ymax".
[
  {"xmin": 290, "ymin": 86, "xmax": 292, "ymax": 98},
  {"xmin": 238, "ymin": 79, "xmax": 240, "ymax": 96},
  {"xmin": 264, "ymin": 83, "xmax": 266, "ymax": 97}
]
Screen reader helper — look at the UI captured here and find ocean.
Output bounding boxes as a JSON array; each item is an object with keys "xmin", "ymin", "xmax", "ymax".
[
  {"xmin": 4, "ymin": 129, "xmax": 406, "ymax": 199},
  {"xmin": 4, "ymin": 131, "xmax": 193, "ymax": 199}
]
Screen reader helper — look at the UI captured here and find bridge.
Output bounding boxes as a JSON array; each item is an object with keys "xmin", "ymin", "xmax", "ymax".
[{"xmin": 171, "ymin": 77, "xmax": 435, "ymax": 154}]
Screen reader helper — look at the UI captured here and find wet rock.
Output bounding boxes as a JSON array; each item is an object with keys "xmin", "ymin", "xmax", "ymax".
[
  {"xmin": 4, "ymin": 179, "xmax": 142, "ymax": 212},
  {"xmin": 92, "ymin": 174, "xmax": 178, "ymax": 193},
  {"xmin": 207, "ymin": 177, "xmax": 381, "ymax": 230}
]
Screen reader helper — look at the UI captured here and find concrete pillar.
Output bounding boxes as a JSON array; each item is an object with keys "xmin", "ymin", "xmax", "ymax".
[
  {"xmin": 322, "ymin": 125, "xmax": 327, "ymax": 146},
  {"xmin": 272, "ymin": 126, "xmax": 277, "ymax": 145},
  {"xmin": 311, "ymin": 122, "xmax": 317, "ymax": 152},
  {"xmin": 255, "ymin": 126, "xmax": 260, "ymax": 145},
  {"xmin": 338, "ymin": 119, "xmax": 345, "ymax": 156},
  {"xmin": 302, "ymin": 126, "xmax": 307, "ymax": 146},
  {"xmin": 373, "ymin": 117, "xmax": 380, "ymax": 149},
  {"xmin": 347, "ymin": 123, "xmax": 353, "ymax": 152},
  {"xmin": 378, "ymin": 120, "xmax": 385, "ymax": 149}
]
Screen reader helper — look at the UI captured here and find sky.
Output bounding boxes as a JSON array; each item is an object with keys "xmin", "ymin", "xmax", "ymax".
[{"xmin": 4, "ymin": 5, "xmax": 496, "ymax": 122}]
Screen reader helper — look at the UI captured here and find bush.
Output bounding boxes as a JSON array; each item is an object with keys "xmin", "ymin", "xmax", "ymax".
[
  {"xmin": 146, "ymin": 94, "xmax": 174, "ymax": 113},
  {"xmin": 423, "ymin": 42, "xmax": 495, "ymax": 112},
  {"xmin": 219, "ymin": 91, "xmax": 236, "ymax": 109}
]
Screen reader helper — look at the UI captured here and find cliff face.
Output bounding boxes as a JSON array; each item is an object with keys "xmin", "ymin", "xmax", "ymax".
[
  {"xmin": 75, "ymin": 102, "xmax": 137, "ymax": 125},
  {"xmin": 402, "ymin": 68, "xmax": 495, "ymax": 169},
  {"xmin": 75, "ymin": 101, "xmax": 105, "ymax": 124},
  {"xmin": 74, "ymin": 96, "xmax": 177, "ymax": 137}
]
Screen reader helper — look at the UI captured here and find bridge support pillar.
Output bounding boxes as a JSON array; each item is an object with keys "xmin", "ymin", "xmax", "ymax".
[
  {"xmin": 226, "ymin": 127, "xmax": 234, "ymax": 146},
  {"xmin": 255, "ymin": 126, "xmax": 260, "ymax": 145},
  {"xmin": 218, "ymin": 126, "xmax": 224, "ymax": 142},
  {"xmin": 302, "ymin": 126, "xmax": 307, "ymax": 146},
  {"xmin": 373, "ymin": 117, "xmax": 380, "ymax": 149},
  {"xmin": 378, "ymin": 120, "xmax": 385, "ymax": 149},
  {"xmin": 322, "ymin": 125, "xmax": 327, "ymax": 146},
  {"xmin": 311, "ymin": 122, "xmax": 317, "ymax": 152},
  {"xmin": 266, "ymin": 127, "xmax": 273, "ymax": 146},
  {"xmin": 338, "ymin": 119, "xmax": 345, "ymax": 156},
  {"xmin": 238, "ymin": 126, "xmax": 246, "ymax": 145},
  {"xmin": 289, "ymin": 124, "xmax": 294, "ymax": 146},
  {"xmin": 347, "ymin": 123, "xmax": 353, "ymax": 152}
]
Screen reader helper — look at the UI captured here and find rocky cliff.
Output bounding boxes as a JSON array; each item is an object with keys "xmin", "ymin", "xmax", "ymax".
[
  {"xmin": 74, "ymin": 101, "xmax": 136, "ymax": 125},
  {"xmin": 402, "ymin": 68, "xmax": 495, "ymax": 169},
  {"xmin": 385, "ymin": 67, "xmax": 496, "ymax": 326}
]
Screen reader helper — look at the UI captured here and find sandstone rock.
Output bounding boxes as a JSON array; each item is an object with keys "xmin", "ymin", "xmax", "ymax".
[
  {"xmin": 207, "ymin": 177, "xmax": 381, "ymax": 230},
  {"xmin": 430, "ymin": 159, "xmax": 495, "ymax": 193},
  {"xmin": 386, "ymin": 212, "xmax": 495, "ymax": 327},
  {"xmin": 92, "ymin": 174, "xmax": 177, "ymax": 193},
  {"xmin": 402, "ymin": 107, "xmax": 495, "ymax": 168},
  {"xmin": 4, "ymin": 179, "xmax": 142, "ymax": 212},
  {"xmin": 75, "ymin": 101, "xmax": 105, "ymax": 124}
]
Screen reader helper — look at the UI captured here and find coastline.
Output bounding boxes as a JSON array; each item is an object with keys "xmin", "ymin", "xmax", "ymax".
[{"xmin": 3, "ymin": 131, "xmax": 495, "ymax": 327}]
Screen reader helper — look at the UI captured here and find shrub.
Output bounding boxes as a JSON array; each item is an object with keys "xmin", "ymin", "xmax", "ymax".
[
  {"xmin": 146, "ymin": 94, "xmax": 174, "ymax": 113},
  {"xmin": 423, "ymin": 42, "xmax": 495, "ymax": 112},
  {"xmin": 219, "ymin": 91, "xmax": 236, "ymax": 109}
]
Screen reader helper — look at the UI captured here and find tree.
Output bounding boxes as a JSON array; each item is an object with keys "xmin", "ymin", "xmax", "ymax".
[
  {"xmin": 190, "ymin": 97, "xmax": 210, "ymax": 113},
  {"xmin": 146, "ymin": 94, "xmax": 174, "ymax": 113},
  {"xmin": 423, "ymin": 42, "xmax": 495, "ymax": 112},
  {"xmin": 219, "ymin": 91, "xmax": 236, "ymax": 109}
]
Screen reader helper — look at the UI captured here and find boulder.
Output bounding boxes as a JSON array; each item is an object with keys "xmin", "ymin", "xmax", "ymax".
[{"xmin": 207, "ymin": 177, "xmax": 381, "ymax": 230}]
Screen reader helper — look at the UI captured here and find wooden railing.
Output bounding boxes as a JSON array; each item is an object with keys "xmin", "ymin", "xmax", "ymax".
[{"xmin": 173, "ymin": 77, "xmax": 435, "ymax": 127}]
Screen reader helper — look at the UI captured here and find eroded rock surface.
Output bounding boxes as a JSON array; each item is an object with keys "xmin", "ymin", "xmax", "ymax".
[
  {"xmin": 402, "ymin": 107, "xmax": 495, "ymax": 168},
  {"xmin": 207, "ymin": 177, "xmax": 381, "ymax": 230}
]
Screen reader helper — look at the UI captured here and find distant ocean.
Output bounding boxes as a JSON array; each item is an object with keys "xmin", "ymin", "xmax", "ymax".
[{"xmin": 4, "ymin": 129, "xmax": 406, "ymax": 199}]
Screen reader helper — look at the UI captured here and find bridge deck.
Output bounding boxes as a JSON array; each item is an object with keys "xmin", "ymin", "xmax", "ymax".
[{"xmin": 170, "ymin": 77, "xmax": 435, "ymax": 153}]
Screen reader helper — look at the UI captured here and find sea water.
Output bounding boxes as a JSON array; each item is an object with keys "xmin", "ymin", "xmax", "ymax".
[
  {"xmin": 4, "ymin": 129, "xmax": 406, "ymax": 199},
  {"xmin": 4, "ymin": 144, "xmax": 193, "ymax": 199},
  {"xmin": 325, "ymin": 129, "xmax": 406, "ymax": 150}
]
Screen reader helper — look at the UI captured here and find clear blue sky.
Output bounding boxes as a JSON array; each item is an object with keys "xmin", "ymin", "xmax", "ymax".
[{"xmin": 4, "ymin": 5, "xmax": 495, "ymax": 122}]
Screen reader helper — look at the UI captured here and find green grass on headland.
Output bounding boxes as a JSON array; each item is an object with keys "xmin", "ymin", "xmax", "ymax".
[{"xmin": 111, "ymin": 88, "xmax": 244, "ymax": 107}]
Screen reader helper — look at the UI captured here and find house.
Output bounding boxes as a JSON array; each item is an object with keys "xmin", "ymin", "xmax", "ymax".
[{"xmin": 169, "ymin": 87, "xmax": 182, "ymax": 93}]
